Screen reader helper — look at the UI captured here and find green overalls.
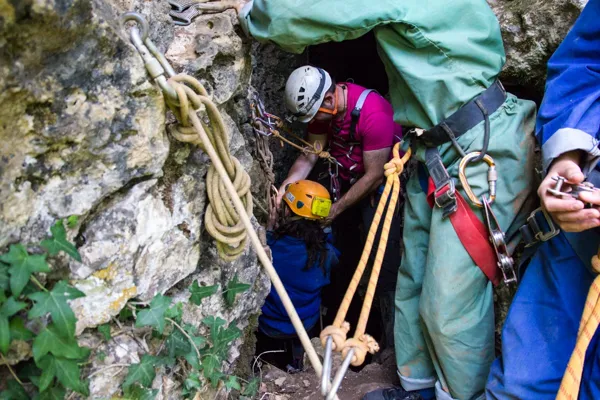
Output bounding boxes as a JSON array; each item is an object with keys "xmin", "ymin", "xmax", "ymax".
[{"xmin": 240, "ymin": 1, "xmax": 536, "ymax": 398}]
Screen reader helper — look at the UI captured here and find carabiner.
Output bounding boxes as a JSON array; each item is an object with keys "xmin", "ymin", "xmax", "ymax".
[{"xmin": 458, "ymin": 151, "xmax": 497, "ymax": 207}]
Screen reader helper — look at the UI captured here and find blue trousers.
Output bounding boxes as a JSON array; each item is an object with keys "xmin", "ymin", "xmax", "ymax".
[{"xmin": 486, "ymin": 231, "xmax": 600, "ymax": 399}]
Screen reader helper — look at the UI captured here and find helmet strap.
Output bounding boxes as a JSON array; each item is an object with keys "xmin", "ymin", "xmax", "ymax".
[{"xmin": 317, "ymin": 86, "xmax": 339, "ymax": 116}]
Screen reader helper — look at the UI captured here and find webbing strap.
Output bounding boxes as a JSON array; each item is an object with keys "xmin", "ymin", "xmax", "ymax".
[
  {"xmin": 349, "ymin": 89, "xmax": 375, "ymax": 141},
  {"xmin": 425, "ymin": 179, "xmax": 500, "ymax": 285}
]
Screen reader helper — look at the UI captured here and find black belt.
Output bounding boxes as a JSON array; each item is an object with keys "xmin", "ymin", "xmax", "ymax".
[{"xmin": 419, "ymin": 81, "xmax": 507, "ymax": 148}]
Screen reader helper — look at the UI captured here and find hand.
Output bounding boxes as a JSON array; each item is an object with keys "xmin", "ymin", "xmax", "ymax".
[
  {"xmin": 322, "ymin": 202, "xmax": 340, "ymax": 226},
  {"xmin": 538, "ymin": 151, "xmax": 600, "ymax": 232}
]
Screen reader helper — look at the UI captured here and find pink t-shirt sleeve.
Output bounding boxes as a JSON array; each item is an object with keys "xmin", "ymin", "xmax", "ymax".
[{"xmin": 359, "ymin": 111, "xmax": 398, "ymax": 151}]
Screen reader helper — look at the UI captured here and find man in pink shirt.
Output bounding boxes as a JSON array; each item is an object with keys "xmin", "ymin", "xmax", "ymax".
[{"xmin": 276, "ymin": 65, "xmax": 402, "ymax": 351}]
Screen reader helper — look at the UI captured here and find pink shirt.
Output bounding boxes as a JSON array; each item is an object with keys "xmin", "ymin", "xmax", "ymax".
[{"xmin": 309, "ymin": 83, "xmax": 402, "ymax": 181}]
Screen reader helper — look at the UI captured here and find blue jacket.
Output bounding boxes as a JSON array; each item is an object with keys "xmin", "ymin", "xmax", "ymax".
[
  {"xmin": 536, "ymin": 0, "xmax": 600, "ymax": 174},
  {"xmin": 259, "ymin": 231, "xmax": 339, "ymax": 337}
]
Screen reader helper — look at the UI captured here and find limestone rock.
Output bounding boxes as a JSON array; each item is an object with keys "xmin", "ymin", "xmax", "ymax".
[
  {"xmin": 0, "ymin": 0, "xmax": 172, "ymax": 248},
  {"xmin": 490, "ymin": 0, "xmax": 587, "ymax": 94}
]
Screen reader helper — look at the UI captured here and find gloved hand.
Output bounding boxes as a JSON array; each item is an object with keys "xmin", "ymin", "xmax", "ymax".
[{"xmin": 539, "ymin": 150, "xmax": 600, "ymax": 232}]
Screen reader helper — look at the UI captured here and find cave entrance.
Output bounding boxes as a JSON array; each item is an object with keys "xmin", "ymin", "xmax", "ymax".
[{"xmin": 307, "ymin": 33, "xmax": 392, "ymax": 370}]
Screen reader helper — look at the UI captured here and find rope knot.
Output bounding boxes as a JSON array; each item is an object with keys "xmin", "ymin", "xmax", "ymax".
[
  {"xmin": 320, "ymin": 322, "xmax": 350, "ymax": 351},
  {"xmin": 384, "ymin": 157, "xmax": 405, "ymax": 177}
]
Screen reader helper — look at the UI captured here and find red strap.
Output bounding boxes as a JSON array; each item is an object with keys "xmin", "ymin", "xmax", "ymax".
[{"xmin": 426, "ymin": 178, "xmax": 500, "ymax": 286}]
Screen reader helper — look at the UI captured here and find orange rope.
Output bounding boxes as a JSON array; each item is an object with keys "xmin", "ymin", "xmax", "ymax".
[
  {"xmin": 556, "ymin": 247, "xmax": 600, "ymax": 400},
  {"xmin": 320, "ymin": 143, "xmax": 411, "ymax": 366}
]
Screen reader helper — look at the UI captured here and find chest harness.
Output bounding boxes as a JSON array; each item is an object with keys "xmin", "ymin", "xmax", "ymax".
[{"xmin": 328, "ymin": 88, "xmax": 376, "ymax": 201}]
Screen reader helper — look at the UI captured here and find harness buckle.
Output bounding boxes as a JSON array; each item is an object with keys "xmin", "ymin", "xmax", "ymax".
[
  {"xmin": 434, "ymin": 179, "xmax": 458, "ymax": 218},
  {"xmin": 521, "ymin": 207, "xmax": 560, "ymax": 247}
]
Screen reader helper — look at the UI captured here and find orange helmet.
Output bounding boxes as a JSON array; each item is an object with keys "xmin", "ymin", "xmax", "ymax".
[{"xmin": 283, "ymin": 180, "xmax": 332, "ymax": 220}]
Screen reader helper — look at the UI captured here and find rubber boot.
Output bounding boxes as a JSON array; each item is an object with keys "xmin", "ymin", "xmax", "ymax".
[{"xmin": 362, "ymin": 386, "xmax": 435, "ymax": 400}]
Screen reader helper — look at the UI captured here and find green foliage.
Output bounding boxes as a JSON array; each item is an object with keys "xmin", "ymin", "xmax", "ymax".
[
  {"xmin": 98, "ymin": 323, "xmax": 111, "ymax": 341},
  {"xmin": 242, "ymin": 377, "xmax": 260, "ymax": 397},
  {"xmin": 123, "ymin": 355, "xmax": 158, "ymax": 389},
  {"xmin": 40, "ymin": 220, "xmax": 81, "ymax": 262},
  {"xmin": 189, "ymin": 281, "xmax": 218, "ymax": 305},
  {"xmin": 224, "ymin": 274, "xmax": 250, "ymax": 307},
  {"xmin": 66, "ymin": 216, "xmax": 79, "ymax": 229},
  {"xmin": 0, "ymin": 245, "xmax": 50, "ymax": 297},
  {"xmin": 28, "ymin": 281, "xmax": 85, "ymax": 337},
  {"xmin": 135, "ymin": 294, "xmax": 171, "ymax": 334},
  {"xmin": 0, "ymin": 219, "xmax": 89, "ymax": 399}
]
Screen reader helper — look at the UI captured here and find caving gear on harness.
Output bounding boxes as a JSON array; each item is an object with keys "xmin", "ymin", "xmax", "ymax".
[
  {"xmin": 283, "ymin": 180, "xmax": 332, "ymax": 220},
  {"xmin": 239, "ymin": 1, "xmax": 537, "ymax": 398},
  {"xmin": 120, "ymin": 14, "xmax": 340, "ymax": 398},
  {"xmin": 285, "ymin": 66, "xmax": 333, "ymax": 123}
]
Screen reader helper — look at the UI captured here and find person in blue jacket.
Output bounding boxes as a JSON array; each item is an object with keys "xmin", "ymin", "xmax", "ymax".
[
  {"xmin": 256, "ymin": 180, "xmax": 339, "ymax": 372},
  {"xmin": 486, "ymin": 1, "xmax": 600, "ymax": 399}
]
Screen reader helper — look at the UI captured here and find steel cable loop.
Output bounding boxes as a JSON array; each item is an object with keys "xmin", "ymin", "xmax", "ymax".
[{"xmin": 165, "ymin": 73, "xmax": 252, "ymax": 261}]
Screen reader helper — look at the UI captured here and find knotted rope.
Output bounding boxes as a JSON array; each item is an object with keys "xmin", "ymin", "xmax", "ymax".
[
  {"xmin": 321, "ymin": 143, "xmax": 411, "ymax": 366},
  {"xmin": 557, "ymin": 246, "xmax": 600, "ymax": 400},
  {"xmin": 165, "ymin": 74, "xmax": 252, "ymax": 261}
]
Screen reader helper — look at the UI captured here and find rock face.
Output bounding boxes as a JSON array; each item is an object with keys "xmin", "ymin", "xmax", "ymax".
[
  {"xmin": 490, "ymin": 0, "xmax": 588, "ymax": 95},
  {"xmin": 1, "ymin": 0, "xmax": 273, "ymax": 397},
  {"xmin": 0, "ymin": 0, "xmax": 587, "ymax": 397}
]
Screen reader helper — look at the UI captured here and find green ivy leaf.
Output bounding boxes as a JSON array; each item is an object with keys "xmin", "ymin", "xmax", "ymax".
[
  {"xmin": 135, "ymin": 294, "xmax": 171, "ymax": 334},
  {"xmin": 213, "ymin": 325, "xmax": 241, "ymax": 358},
  {"xmin": 0, "ymin": 380, "xmax": 29, "ymax": 400},
  {"xmin": 32, "ymin": 325, "xmax": 90, "ymax": 363},
  {"xmin": 165, "ymin": 328, "xmax": 191, "ymax": 359},
  {"xmin": 0, "ymin": 245, "xmax": 50, "ymax": 297},
  {"xmin": 55, "ymin": 357, "xmax": 89, "ymax": 395},
  {"xmin": 98, "ymin": 323, "xmax": 111, "ymax": 341},
  {"xmin": 164, "ymin": 302, "xmax": 183, "ymax": 321},
  {"xmin": 40, "ymin": 220, "xmax": 81, "ymax": 261},
  {"xmin": 9, "ymin": 316, "xmax": 34, "ymax": 341},
  {"xmin": 224, "ymin": 275, "xmax": 250, "ymax": 307},
  {"xmin": 202, "ymin": 316, "xmax": 226, "ymax": 343},
  {"xmin": 189, "ymin": 282, "xmax": 218, "ymax": 306},
  {"xmin": 119, "ymin": 306, "xmax": 134, "ymax": 321},
  {"xmin": 123, "ymin": 354, "xmax": 157, "ymax": 389},
  {"xmin": 242, "ymin": 377, "xmax": 260, "ymax": 397},
  {"xmin": 123, "ymin": 385, "xmax": 158, "ymax": 400},
  {"xmin": 224, "ymin": 375, "xmax": 241, "ymax": 391},
  {"xmin": 0, "ymin": 297, "xmax": 27, "ymax": 354},
  {"xmin": 28, "ymin": 280, "xmax": 85, "ymax": 338},
  {"xmin": 66, "ymin": 215, "xmax": 79, "ymax": 229},
  {"xmin": 38, "ymin": 355, "xmax": 57, "ymax": 392},
  {"xmin": 184, "ymin": 349, "xmax": 200, "ymax": 370},
  {"xmin": 37, "ymin": 386, "xmax": 66, "ymax": 400},
  {"xmin": 97, "ymin": 351, "xmax": 107, "ymax": 361},
  {"xmin": 0, "ymin": 262, "xmax": 9, "ymax": 295},
  {"xmin": 1, "ymin": 297, "xmax": 27, "ymax": 317},
  {"xmin": 200, "ymin": 354, "xmax": 222, "ymax": 386},
  {"xmin": 182, "ymin": 371, "xmax": 201, "ymax": 398}
]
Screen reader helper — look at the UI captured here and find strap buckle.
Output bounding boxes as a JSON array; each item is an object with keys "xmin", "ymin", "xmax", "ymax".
[
  {"xmin": 521, "ymin": 207, "xmax": 560, "ymax": 247},
  {"xmin": 434, "ymin": 179, "xmax": 458, "ymax": 218}
]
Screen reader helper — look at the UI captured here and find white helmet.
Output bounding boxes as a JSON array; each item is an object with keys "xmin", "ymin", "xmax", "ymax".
[{"xmin": 284, "ymin": 66, "xmax": 332, "ymax": 123}]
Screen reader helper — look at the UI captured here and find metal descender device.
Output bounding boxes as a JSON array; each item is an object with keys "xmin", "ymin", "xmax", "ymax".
[{"xmin": 168, "ymin": 0, "xmax": 205, "ymax": 26}]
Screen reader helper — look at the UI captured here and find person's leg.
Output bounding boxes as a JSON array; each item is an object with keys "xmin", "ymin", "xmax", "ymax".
[
  {"xmin": 418, "ymin": 95, "xmax": 537, "ymax": 400},
  {"xmin": 486, "ymin": 232, "xmax": 596, "ymax": 399}
]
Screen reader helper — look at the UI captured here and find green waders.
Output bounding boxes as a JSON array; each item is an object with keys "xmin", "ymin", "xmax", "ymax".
[{"xmin": 396, "ymin": 95, "xmax": 537, "ymax": 400}]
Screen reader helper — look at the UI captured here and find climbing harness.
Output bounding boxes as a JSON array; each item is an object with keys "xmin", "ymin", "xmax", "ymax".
[
  {"xmin": 119, "ymin": 13, "xmax": 338, "ymax": 397},
  {"xmin": 558, "ymin": 243, "xmax": 600, "ymax": 400},
  {"xmin": 320, "ymin": 143, "xmax": 411, "ymax": 399}
]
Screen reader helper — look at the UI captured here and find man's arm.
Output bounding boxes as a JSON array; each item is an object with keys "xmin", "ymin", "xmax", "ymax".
[
  {"xmin": 275, "ymin": 133, "xmax": 327, "ymax": 204},
  {"xmin": 326, "ymin": 148, "xmax": 390, "ymax": 222},
  {"xmin": 535, "ymin": 1, "xmax": 600, "ymax": 232}
]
